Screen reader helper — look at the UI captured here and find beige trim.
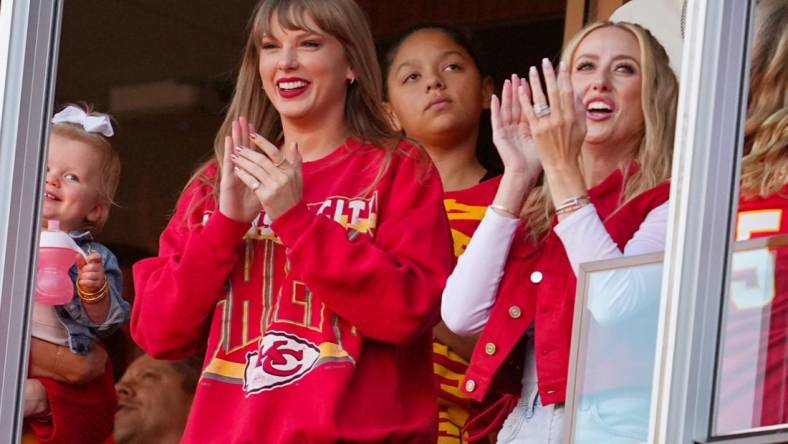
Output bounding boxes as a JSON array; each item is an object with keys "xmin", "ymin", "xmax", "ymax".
[
  {"xmin": 563, "ymin": 0, "xmax": 587, "ymax": 47},
  {"xmin": 565, "ymin": 233, "xmax": 788, "ymax": 442},
  {"xmin": 566, "ymin": 250, "xmax": 663, "ymax": 442},
  {"xmin": 594, "ymin": 0, "xmax": 627, "ymax": 21},
  {"xmin": 564, "ymin": 0, "xmax": 627, "ymax": 46}
]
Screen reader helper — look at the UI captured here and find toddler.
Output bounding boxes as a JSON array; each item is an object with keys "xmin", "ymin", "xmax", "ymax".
[
  {"xmin": 24, "ymin": 104, "xmax": 129, "ymax": 442},
  {"xmin": 31, "ymin": 104, "xmax": 129, "ymax": 370}
]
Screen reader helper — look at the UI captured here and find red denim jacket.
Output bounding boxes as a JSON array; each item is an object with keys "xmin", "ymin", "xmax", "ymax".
[{"xmin": 462, "ymin": 168, "xmax": 670, "ymax": 436}]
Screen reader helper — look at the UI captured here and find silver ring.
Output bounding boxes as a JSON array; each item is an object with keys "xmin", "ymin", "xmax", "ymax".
[
  {"xmin": 273, "ymin": 158, "xmax": 286, "ymax": 168},
  {"xmin": 250, "ymin": 181, "xmax": 260, "ymax": 191},
  {"xmin": 533, "ymin": 103, "xmax": 551, "ymax": 118}
]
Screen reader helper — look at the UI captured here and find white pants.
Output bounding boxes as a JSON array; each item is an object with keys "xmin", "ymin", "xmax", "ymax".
[
  {"xmin": 497, "ymin": 335, "xmax": 565, "ymax": 444},
  {"xmin": 497, "ymin": 380, "xmax": 565, "ymax": 444}
]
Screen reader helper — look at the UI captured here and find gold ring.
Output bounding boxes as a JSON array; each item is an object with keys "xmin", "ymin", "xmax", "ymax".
[
  {"xmin": 274, "ymin": 158, "xmax": 287, "ymax": 168},
  {"xmin": 250, "ymin": 181, "xmax": 260, "ymax": 191}
]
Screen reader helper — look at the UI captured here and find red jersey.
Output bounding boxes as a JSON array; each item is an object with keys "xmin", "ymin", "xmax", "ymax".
[
  {"xmin": 717, "ymin": 185, "xmax": 788, "ymax": 433},
  {"xmin": 132, "ymin": 139, "xmax": 454, "ymax": 444},
  {"xmin": 436, "ymin": 175, "xmax": 500, "ymax": 443}
]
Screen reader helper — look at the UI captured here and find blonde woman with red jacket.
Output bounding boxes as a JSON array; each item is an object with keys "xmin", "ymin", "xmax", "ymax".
[{"xmin": 442, "ymin": 22, "xmax": 678, "ymax": 443}]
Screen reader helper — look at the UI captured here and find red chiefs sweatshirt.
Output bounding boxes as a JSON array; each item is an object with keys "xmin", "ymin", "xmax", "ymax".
[{"xmin": 132, "ymin": 138, "xmax": 453, "ymax": 443}]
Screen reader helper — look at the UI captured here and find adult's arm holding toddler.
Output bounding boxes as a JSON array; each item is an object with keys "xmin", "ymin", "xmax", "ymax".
[{"xmin": 29, "ymin": 338, "xmax": 108, "ymax": 384}]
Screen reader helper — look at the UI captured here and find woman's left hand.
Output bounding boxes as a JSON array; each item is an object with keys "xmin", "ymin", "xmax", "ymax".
[
  {"xmin": 231, "ymin": 128, "xmax": 303, "ymax": 221},
  {"xmin": 520, "ymin": 58, "xmax": 586, "ymax": 174},
  {"xmin": 520, "ymin": 58, "xmax": 588, "ymax": 207}
]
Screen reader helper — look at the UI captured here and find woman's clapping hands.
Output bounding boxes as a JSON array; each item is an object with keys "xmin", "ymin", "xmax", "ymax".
[{"xmin": 219, "ymin": 117, "xmax": 304, "ymax": 222}]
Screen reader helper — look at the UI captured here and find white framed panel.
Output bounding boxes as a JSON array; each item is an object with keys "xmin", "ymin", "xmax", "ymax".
[
  {"xmin": 565, "ymin": 252, "xmax": 665, "ymax": 444},
  {"xmin": 651, "ymin": 0, "xmax": 757, "ymax": 442},
  {"xmin": 0, "ymin": 0, "xmax": 62, "ymax": 441}
]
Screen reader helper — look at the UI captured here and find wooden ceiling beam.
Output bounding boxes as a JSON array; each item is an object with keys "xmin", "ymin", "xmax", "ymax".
[{"xmin": 356, "ymin": 0, "xmax": 565, "ymax": 38}]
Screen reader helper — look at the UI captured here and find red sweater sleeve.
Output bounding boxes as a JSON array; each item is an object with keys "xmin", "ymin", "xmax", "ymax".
[
  {"xmin": 27, "ymin": 361, "xmax": 116, "ymax": 444},
  {"xmin": 131, "ymin": 167, "xmax": 250, "ymax": 358},
  {"xmin": 271, "ymin": 152, "xmax": 453, "ymax": 344}
]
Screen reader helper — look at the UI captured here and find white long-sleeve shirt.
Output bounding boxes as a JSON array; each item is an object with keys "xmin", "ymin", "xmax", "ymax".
[{"xmin": 441, "ymin": 201, "xmax": 669, "ymax": 335}]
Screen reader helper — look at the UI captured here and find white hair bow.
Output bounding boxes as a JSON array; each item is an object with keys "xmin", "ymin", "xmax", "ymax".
[{"xmin": 51, "ymin": 105, "xmax": 114, "ymax": 137}]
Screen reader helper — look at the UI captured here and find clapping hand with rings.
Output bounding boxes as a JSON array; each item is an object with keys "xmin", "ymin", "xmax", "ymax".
[
  {"xmin": 488, "ymin": 74, "xmax": 543, "ymax": 215},
  {"xmin": 517, "ymin": 58, "xmax": 588, "ymax": 209},
  {"xmin": 519, "ymin": 58, "xmax": 586, "ymax": 177},
  {"xmin": 219, "ymin": 116, "xmax": 303, "ymax": 222},
  {"xmin": 490, "ymin": 74, "xmax": 543, "ymax": 181}
]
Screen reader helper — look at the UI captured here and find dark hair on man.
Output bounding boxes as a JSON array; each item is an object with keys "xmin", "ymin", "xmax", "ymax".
[{"xmin": 170, "ymin": 356, "xmax": 202, "ymax": 394}]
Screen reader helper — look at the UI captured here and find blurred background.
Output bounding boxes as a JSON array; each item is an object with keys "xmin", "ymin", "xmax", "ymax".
[{"xmin": 54, "ymin": 0, "xmax": 570, "ymax": 256}]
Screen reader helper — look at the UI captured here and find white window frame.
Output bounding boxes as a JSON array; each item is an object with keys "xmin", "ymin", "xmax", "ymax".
[
  {"xmin": 0, "ymin": 0, "xmax": 61, "ymax": 441},
  {"xmin": 652, "ymin": 0, "xmax": 787, "ymax": 442},
  {"xmin": 565, "ymin": 251, "xmax": 665, "ymax": 443}
]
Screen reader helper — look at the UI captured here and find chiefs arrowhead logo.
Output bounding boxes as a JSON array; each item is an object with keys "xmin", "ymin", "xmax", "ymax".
[{"xmin": 242, "ymin": 331, "xmax": 320, "ymax": 395}]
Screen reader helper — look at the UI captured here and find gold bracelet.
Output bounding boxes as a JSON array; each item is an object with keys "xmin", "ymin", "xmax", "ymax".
[
  {"xmin": 555, "ymin": 203, "xmax": 588, "ymax": 216},
  {"xmin": 77, "ymin": 275, "xmax": 109, "ymax": 304},
  {"xmin": 489, "ymin": 204, "xmax": 518, "ymax": 219},
  {"xmin": 554, "ymin": 195, "xmax": 590, "ymax": 215},
  {"xmin": 555, "ymin": 200, "xmax": 591, "ymax": 216}
]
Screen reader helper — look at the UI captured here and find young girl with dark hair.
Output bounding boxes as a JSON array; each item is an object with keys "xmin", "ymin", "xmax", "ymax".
[{"xmin": 384, "ymin": 24, "xmax": 507, "ymax": 443}]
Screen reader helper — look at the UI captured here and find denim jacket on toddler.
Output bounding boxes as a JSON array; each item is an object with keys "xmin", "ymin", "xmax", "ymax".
[{"xmin": 54, "ymin": 230, "xmax": 130, "ymax": 354}]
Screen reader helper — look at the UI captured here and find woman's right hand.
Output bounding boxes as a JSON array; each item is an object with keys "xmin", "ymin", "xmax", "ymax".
[
  {"xmin": 219, "ymin": 117, "xmax": 263, "ymax": 222},
  {"xmin": 490, "ymin": 74, "xmax": 542, "ymax": 217},
  {"xmin": 491, "ymin": 74, "xmax": 542, "ymax": 180}
]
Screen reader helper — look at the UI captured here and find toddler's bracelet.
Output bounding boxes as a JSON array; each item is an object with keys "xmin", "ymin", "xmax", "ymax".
[
  {"xmin": 489, "ymin": 204, "xmax": 518, "ymax": 219},
  {"xmin": 77, "ymin": 275, "xmax": 109, "ymax": 304}
]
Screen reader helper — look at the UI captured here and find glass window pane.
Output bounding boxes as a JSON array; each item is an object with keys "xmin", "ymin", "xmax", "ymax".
[
  {"xmin": 715, "ymin": 237, "xmax": 788, "ymax": 435},
  {"xmin": 568, "ymin": 258, "xmax": 664, "ymax": 444},
  {"xmin": 712, "ymin": 0, "xmax": 788, "ymax": 436}
]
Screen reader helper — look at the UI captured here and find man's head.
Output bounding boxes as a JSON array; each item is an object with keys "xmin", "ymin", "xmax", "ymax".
[{"xmin": 114, "ymin": 354, "xmax": 200, "ymax": 444}]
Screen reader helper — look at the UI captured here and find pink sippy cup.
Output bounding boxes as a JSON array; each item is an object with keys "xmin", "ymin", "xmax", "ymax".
[{"xmin": 35, "ymin": 220, "xmax": 85, "ymax": 305}]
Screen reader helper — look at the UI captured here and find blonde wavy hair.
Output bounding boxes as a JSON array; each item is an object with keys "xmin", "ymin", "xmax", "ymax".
[
  {"xmin": 740, "ymin": 0, "xmax": 788, "ymax": 199},
  {"xmin": 190, "ymin": 0, "xmax": 400, "ymax": 207},
  {"xmin": 521, "ymin": 22, "xmax": 678, "ymax": 242}
]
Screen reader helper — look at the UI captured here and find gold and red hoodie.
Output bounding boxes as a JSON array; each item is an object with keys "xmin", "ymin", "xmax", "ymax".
[{"xmin": 132, "ymin": 139, "xmax": 453, "ymax": 444}]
